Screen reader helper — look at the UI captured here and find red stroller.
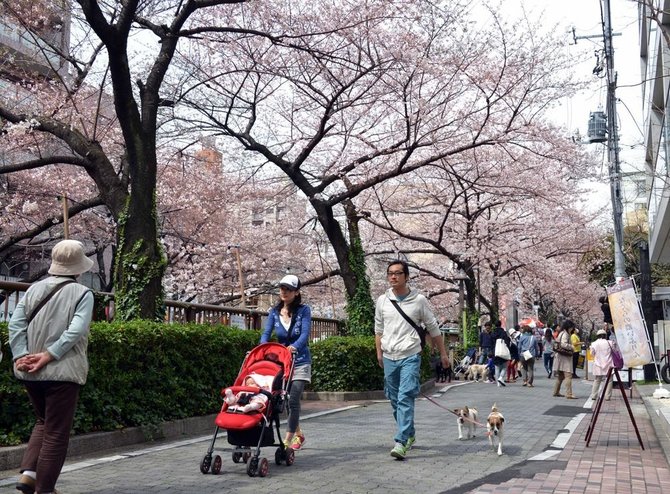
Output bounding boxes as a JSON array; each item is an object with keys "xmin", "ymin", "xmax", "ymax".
[{"xmin": 199, "ymin": 342, "xmax": 295, "ymax": 477}]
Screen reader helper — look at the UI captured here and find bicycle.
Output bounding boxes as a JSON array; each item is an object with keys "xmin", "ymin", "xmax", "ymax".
[{"xmin": 660, "ymin": 348, "xmax": 670, "ymax": 384}]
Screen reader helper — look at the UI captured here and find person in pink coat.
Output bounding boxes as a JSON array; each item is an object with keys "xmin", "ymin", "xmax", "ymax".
[{"xmin": 590, "ymin": 329, "xmax": 615, "ymax": 401}]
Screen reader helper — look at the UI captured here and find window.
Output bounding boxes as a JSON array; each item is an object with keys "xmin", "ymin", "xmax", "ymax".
[{"xmin": 634, "ymin": 179, "xmax": 646, "ymax": 197}]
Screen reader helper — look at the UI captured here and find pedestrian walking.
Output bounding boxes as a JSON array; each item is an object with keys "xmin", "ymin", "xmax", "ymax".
[
  {"xmin": 260, "ymin": 274, "xmax": 311, "ymax": 450},
  {"xmin": 375, "ymin": 260, "xmax": 449, "ymax": 460},
  {"xmin": 506, "ymin": 327, "xmax": 520, "ymax": 383},
  {"xmin": 590, "ymin": 329, "xmax": 615, "ymax": 401},
  {"xmin": 8, "ymin": 239, "xmax": 95, "ymax": 494},
  {"xmin": 542, "ymin": 328, "xmax": 555, "ymax": 378},
  {"xmin": 478, "ymin": 321, "xmax": 494, "ymax": 364},
  {"xmin": 492, "ymin": 322, "xmax": 511, "ymax": 387},
  {"xmin": 518, "ymin": 325, "xmax": 540, "ymax": 387},
  {"xmin": 552, "ymin": 320, "xmax": 578, "ymax": 399},
  {"xmin": 570, "ymin": 327, "xmax": 583, "ymax": 378}
]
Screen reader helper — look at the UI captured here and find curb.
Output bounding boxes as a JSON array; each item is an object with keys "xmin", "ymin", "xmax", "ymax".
[
  {"xmin": 0, "ymin": 414, "xmax": 217, "ymax": 473},
  {"xmin": 638, "ymin": 385, "xmax": 670, "ymax": 466}
]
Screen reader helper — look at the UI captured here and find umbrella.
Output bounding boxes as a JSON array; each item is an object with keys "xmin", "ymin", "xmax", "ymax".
[{"xmin": 519, "ymin": 317, "xmax": 544, "ymax": 328}]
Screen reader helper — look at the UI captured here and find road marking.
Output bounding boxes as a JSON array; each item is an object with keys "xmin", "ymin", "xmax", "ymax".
[
  {"xmin": 529, "ymin": 449, "xmax": 561, "ymax": 460},
  {"xmin": 549, "ymin": 413, "xmax": 587, "ymax": 450}
]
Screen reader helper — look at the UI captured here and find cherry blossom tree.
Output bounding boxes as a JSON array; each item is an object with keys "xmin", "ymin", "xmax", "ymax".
[
  {"xmin": 0, "ymin": 0, "xmax": 605, "ymax": 328},
  {"xmin": 357, "ymin": 120, "xmax": 606, "ymax": 324},
  {"xmin": 170, "ymin": 0, "xmax": 591, "ymax": 328},
  {"xmin": 0, "ymin": 0, "xmax": 255, "ymax": 319}
]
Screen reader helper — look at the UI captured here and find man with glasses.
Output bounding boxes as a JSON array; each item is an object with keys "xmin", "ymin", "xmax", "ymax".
[{"xmin": 375, "ymin": 260, "xmax": 449, "ymax": 460}]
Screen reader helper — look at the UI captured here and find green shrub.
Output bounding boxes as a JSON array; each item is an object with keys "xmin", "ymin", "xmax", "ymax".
[
  {"xmin": 0, "ymin": 323, "xmax": 434, "ymax": 446},
  {"xmin": 0, "ymin": 321, "xmax": 259, "ymax": 445},
  {"xmin": 310, "ymin": 336, "xmax": 432, "ymax": 392}
]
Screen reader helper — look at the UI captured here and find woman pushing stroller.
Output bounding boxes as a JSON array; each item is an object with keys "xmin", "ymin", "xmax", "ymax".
[{"xmin": 261, "ymin": 274, "xmax": 311, "ymax": 450}]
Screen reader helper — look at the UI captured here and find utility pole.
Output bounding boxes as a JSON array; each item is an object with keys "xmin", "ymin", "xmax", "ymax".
[
  {"xmin": 61, "ymin": 194, "xmax": 69, "ymax": 239},
  {"xmin": 229, "ymin": 245, "xmax": 246, "ymax": 308},
  {"xmin": 602, "ymin": 0, "xmax": 627, "ymax": 281}
]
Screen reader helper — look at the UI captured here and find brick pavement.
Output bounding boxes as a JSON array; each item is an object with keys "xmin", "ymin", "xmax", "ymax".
[
  {"xmin": 466, "ymin": 382, "xmax": 670, "ymax": 494},
  {"xmin": 0, "ymin": 376, "xmax": 669, "ymax": 493}
]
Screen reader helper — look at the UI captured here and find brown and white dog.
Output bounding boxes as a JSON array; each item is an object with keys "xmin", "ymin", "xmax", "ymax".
[
  {"xmin": 453, "ymin": 406, "xmax": 478, "ymax": 440},
  {"xmin": 486, "ymin": 403, "xmax": 505, "ymax": 456},
  {"xmin": 466, "ymin": 364, "xmax": 489, "ymax": 382}
]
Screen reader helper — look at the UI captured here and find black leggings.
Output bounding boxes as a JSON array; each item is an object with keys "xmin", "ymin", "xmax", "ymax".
[{"xmin": 287, "ymin": 379, "xmax": 306, "ymax": 433}]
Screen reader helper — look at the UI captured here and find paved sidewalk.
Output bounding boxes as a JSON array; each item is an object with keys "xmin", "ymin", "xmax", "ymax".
[
  {"xmin": 467, "ymin": 381, "xmax": 670, "ymax": 494},
  {"xmin": 1, "ymin": 377, "xmax": 669, "ymax": 493}
]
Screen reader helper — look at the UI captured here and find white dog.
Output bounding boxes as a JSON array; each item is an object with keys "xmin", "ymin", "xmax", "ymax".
[
  {"xmin": 466, "ymin": 364, "xmax": 489, "ymax": 382},
  {"xmin": 453, "ymin": 406, "xmax": 478, "ymax": 440},
  {"xmin": 486, "ymin": 403, "xmax": 505, "ymax": 456}
]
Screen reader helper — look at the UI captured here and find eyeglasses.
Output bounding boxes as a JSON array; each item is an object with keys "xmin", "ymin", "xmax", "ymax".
[{"xmin": 387, "ymin": 271, "xmax": 405, "ymax": 277}]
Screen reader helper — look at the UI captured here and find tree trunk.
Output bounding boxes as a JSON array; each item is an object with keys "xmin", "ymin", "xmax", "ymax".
[
  {"xmin": 310, "ymin": 199, "xmax": 357, "ymax": 297},
  {"xmin": 113, "ymin": 148, "xmax": 166, "ymax": 320},
  {"xmin": 342, "ymin": 200, "xmax": 375, "ymax": 335}
]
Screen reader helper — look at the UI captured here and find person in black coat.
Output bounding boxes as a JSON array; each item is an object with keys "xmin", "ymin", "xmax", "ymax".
[
  {"xmin": 599, "ymin": 295, "xmax": 613, "ymax": 327},
  {"xmin": 492, "ymin": 320, "xmax": 511, "ymax": 387}
]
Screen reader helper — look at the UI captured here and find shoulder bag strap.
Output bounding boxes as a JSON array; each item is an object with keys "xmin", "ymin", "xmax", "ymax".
[
  {"xmin": 389, "ymin": 299, "xmax": 423, "ymax": 334},
  {"xmin": 26, "ymin": 279, "xmax": 76, "ymax": 324}
]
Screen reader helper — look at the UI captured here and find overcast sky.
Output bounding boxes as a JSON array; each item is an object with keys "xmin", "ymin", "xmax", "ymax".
[{"xmin": 498, "ymin": 0, "xmax": 643, "ymax": 213}]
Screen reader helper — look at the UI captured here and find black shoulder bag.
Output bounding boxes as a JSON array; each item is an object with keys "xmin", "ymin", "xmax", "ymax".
[{"xmin": 389, "ymin": 299, "xmax": 427, "ymax": 349}]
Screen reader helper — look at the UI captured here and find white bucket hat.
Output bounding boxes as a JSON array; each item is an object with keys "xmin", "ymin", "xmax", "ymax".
[{"xmin": 48, "ymin": 239, "xmax": 94, "ymax": 276}]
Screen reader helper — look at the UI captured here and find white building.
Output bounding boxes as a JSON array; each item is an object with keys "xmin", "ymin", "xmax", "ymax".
[
  {"xmin": 640, "ymin": 1, "xmax": 670, "ymax": 264},
  {"xmin": 639, "ymin": 0, "xmax": 670, "ymax": 352}
]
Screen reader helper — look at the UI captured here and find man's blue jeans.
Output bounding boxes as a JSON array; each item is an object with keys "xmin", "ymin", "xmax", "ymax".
[{"xmin": 383, "ymin": 353, "xmax": 421, "ymax": 445}]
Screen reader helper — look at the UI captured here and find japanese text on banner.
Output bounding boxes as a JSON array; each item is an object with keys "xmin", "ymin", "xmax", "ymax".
[{"xmin": 606, "ymin": 279, "xmax": 652, "ymax": 368}]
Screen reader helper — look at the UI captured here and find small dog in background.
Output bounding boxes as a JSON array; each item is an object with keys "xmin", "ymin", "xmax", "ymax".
[
  {"xmin": 466, "ymin": 364, "xmax": 489, "ymax": 382},
  {"xmin": 454, "ymin": 406, "xmax": 478, "ymax": 440},
  {"xmin": 486, "ymin": 403, "xmax": 505, "ymax": 456}
]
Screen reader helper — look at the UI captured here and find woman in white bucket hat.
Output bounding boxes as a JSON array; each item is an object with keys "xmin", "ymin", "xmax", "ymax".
[{"xmin": 8, "ymin": 239, "xmax": 94, "ymax": 494}]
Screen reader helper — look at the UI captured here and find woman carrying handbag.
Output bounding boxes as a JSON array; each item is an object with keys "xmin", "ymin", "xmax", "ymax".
[
  {"xmin": 552, "ymin": 320, "xmax": 578, "ymax": 399},
  {"xmin": 492, "ymin": 321, "xmax": 511, "ymax": 387},
  {"xmin": 589, "ymin": 329, "xmax": 616, "ymax": 401}
]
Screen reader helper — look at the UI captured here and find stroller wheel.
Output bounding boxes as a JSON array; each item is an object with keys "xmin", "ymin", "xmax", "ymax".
[
  {"xmin": 258, "ymin": 457, "xmax": 269, "ymax": 477},
  {"xmin": 246, "ymin": 457, "xmax": 259, "ymax": 477},
  {"xmin": 211, "ymin": 455, "xmax": 222, "ymax": 474},
  {"xmin": 285, "ymin": 447, "xmax": 295, "ymax": 466},
  {"xmin": 232, "ymin": 452, "xmax": 242, "ymax": 463},
  {"xmin": 275, "ymin": 448, "xmax": 283, "ymax": 465},
  {"xmin": 199, "ymin": 454, "xmax": 212, "ymax": 474},
  {"xmin": 242, "ymin": 452, "xmax": 251, "ymax": 463}
]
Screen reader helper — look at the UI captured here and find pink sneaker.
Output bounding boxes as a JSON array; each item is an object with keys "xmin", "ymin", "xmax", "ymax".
[{"xmin": 290, "ymin": 434, "xmax": 306, "ymax": 450}]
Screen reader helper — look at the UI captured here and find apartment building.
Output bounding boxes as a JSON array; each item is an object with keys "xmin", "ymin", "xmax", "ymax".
[{"xmin": 640, "ymin": 1, "xmax": 670, "ymax": 264}]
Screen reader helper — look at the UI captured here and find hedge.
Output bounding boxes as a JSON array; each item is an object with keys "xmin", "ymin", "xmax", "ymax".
[{"xmin": 0, "ymin": 323, "xmax": 433, "ymax": 446}]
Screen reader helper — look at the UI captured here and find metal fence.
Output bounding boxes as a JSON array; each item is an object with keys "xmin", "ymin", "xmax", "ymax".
[{"xmin": 0, "ymin": 280, "xmax": 344, "ymax": 342}]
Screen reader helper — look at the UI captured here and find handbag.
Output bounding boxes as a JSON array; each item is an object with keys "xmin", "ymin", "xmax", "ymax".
[
  {"xmin": 494, "ymin": 338, "xmax": 511, "ymax": 360},
  {"xmin": 522, "ymin": 350, "xmax": 533, "ymax": 361},
  {"xmin": 552, "ymin": 333, "xmax": 573, "ymax": 356},
  {"xmin": 389, "ymin": 299, "xmax": 427, "ymax": 349},
  {"xmin": 608, "ymin": 341, "xmax": 624, "ymax": 369}
]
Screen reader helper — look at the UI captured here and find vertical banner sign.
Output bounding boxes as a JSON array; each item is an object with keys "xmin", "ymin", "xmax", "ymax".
[{"xmin": 607, "ymin": 279, "xmax": 653, "ymax": 367}]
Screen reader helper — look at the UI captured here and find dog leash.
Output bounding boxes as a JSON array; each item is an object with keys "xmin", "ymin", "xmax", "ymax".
[{"xmin": 420, "ymin": 391, "xmax": 488, "ymax": 428}]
